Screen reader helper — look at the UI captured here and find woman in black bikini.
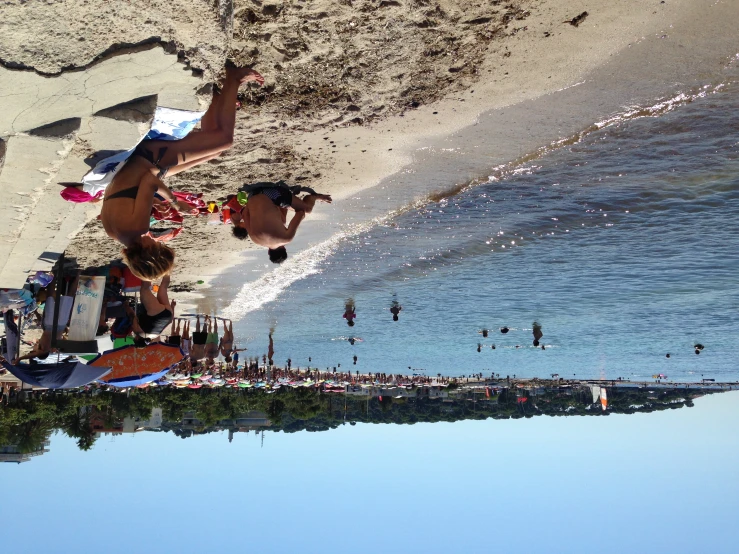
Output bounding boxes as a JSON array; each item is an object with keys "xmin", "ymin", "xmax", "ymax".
[
  {"xmin": 136, "ymin": 276, "xmax": 176, "ymax": 337},
  {"xmin": 100, "ymin": 65, "xmax": 264, "ymax": 280}
]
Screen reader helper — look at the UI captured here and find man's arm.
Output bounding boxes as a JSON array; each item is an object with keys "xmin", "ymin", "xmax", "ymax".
[{"xmin": 285, "ymin": 210, "xmax": 306, "ymax": 241}]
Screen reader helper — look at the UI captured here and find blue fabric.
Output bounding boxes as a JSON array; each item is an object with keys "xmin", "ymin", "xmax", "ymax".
[
  {"xmin": 102, "ymin": 368, "xmax": 171, "ymax": 388},
  {"xmin": 82, "ymin": 107, "xmax": 204, "ymax": 187},
  {"xmin": 0, "ymin": 360, "xmax": 111, "ymax": 389}
]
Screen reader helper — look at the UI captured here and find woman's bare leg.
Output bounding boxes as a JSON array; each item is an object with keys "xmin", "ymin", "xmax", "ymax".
[
  {"xmin": 158, "ymin": 86, "xmax": 226, "ymax": 178},
  {"xmin": 156, "ymin": 275, "xmax": 171, "ymax": 309},
  {"xmin": 291, "ymin": 194, "xmax": 332, "ymax": 214},
  {"xmin": 141, "ymin": 67, "xmax": 263, "ymax": 169},
  {"xmin": 161, "ymin": 150, "xmax": 222, "ymax": 177}
]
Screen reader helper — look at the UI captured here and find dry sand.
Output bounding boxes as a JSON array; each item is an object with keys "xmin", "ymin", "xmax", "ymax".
[{"xmin": 2, "ymin": 0, "xmax": 736, "ymax": 314}]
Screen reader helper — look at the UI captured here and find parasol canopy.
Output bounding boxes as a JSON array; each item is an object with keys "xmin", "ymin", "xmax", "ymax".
[
  {"xmin": 89, "ymin": 342, "xmax": 183, "ymax": 383},
  {"xmin": 1, "ymin": 359, "xmax": 111, "ymax": 389}
]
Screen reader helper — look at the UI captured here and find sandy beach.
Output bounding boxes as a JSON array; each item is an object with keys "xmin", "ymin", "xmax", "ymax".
[{"xmin": 2, "ymin": 0, "xmax": 738, "ymax": 315}]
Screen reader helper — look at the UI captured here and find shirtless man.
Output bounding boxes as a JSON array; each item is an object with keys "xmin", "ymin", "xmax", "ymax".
[
  {"xmin": 343, "ymin": 301, "xmax": 356, "ymax": 327},
  {"xmin": 204, "ymin": 316, "xmax": 219, "ymax": 364},
  {"xmin": 231, "ymin": 187, "xmax": 331, "ymax": 264},
  {"xmin": 190, "ymin": 315, "xmax": 207, "ymax": 362},
  {"xmin": 218, "ymin": 319, "xmax": 245, "ymax": 363},
  {"xmin": 532, "ymin": 322, "xmax": 543, "ymax": 347},
  {"xmin": 390, "ymin": 302, "xmax": 402, "ymax": 322},
  {"xmin": 267, "ymin": 332, "xmax": 274, "ymax": 366}
]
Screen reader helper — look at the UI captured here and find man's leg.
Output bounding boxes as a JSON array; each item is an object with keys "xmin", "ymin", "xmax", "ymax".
[{"xmin": 290, "ymin": 193, "xmax": 332, "ymax": 214}]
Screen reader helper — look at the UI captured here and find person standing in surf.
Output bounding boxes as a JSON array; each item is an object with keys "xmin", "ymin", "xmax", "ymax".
[
  {"xmin": 533, "ymin": 322, "xmax": 543, "ymax": 346},
  {"xmin": 343, "ymin": 301, "xmax": 357, "ymax": 327}
]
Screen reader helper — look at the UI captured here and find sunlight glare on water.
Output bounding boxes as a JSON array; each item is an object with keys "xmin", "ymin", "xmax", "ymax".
[{"xmin": 233, "ymin": 79, "xmax": 739, "ymax": 381}]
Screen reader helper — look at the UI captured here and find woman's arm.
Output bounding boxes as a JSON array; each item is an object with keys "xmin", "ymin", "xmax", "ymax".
[
  {"xmin": 130, "ymin": 181, "xmax": 159, "ymax": 235},
  {"xmin": 156, "ymin": 181, "xmax": 196, "ymax": 214}
]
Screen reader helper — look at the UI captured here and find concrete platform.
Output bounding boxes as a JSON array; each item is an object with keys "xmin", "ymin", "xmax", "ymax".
[{"xmin": 0, "ymin": 46, "xmax": 203, "ymax": 289}]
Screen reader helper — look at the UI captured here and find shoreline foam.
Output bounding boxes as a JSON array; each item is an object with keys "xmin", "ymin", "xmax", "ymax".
[
  {"xmin": 208, "ymin": 0, "xmax": 739, "ymax": 320},
  {"xmin": 8, "ymin": 0, "xmax": 735, "ymax": 319}
]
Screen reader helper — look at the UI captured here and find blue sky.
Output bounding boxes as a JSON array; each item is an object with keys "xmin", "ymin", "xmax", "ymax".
[{"xmin": 3, "ymin": 391, "xmax": 738, "ymax": 553}]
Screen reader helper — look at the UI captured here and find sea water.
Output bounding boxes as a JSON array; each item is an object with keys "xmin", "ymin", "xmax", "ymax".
[{"xmin": 228, "ymin": 71, "xmax": 739, "ymax": 381}]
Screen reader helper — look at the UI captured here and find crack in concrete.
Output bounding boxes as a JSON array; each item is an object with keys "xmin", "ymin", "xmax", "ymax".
[{"xmin": 0, "ymin": 38, "xmax": 178, "ymax": 77}]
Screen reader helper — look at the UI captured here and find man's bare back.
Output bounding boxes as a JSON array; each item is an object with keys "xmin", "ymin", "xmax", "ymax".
[
  {"xmin": 243, "ymin": 194, "xmax": 303, "ymax": 249},
  {"xmin": 242, "ymin": 190, "xmax": 331, "ymax": 249}
]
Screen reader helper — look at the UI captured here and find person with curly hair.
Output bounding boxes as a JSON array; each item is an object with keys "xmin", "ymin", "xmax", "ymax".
[{"xmin": 100, "ymin": 65, "xmax": 264, "ymax": 279}]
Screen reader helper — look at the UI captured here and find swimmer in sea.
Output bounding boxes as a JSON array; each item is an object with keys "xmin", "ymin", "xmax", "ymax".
[
  {"xmin": 532, "ymin": 321, "xmax": 543, "ymax": 346},
  {"xmin": 390, "ymin": 300, "xmax": 402, "ymax": 322},
  {"xmin": 343, "ymin": 300, "xmax": 357, "ymax": 327}
]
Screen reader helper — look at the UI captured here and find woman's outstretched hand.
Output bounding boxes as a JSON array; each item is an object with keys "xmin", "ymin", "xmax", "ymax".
[{"xmin": 174, "ymin": 200, "xmax": 198, "ymax": 215}]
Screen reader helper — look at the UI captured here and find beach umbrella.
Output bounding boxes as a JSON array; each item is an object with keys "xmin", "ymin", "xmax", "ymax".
[
  {"xmin": 89, "ymin": 342, "xmax": 183, "ymax": 383},
  {"xmin": 0, "ymin": 359, "xmax": 111, "ymax": 389},
  {"xmin": 104, "ymin": 368, "xmax": 171, "ymax": 388}
]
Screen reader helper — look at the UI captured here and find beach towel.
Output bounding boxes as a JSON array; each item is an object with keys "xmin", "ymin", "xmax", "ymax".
[
  {"xmin": 77, "ymin": 107, "xmax": 205, "ymax": 193},
  {"xmin": 60, "ymin": 185, "xmax": 104, "ymax": 203},
  {"xmin": 150, "ymin": 191, "xmax": 208, "ymax": 224},
  {"xmin": 0, "ymin": 289, "xmax": 37, "ymax": 315}
]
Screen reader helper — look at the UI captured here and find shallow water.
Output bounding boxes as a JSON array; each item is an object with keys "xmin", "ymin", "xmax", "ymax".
[{"xmin": 230, "ymin": 72, "xmax": 739, "ymax": 381}]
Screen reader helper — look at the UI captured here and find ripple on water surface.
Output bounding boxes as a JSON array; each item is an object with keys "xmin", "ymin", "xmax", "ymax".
[{"xmin": 232, "ymin": 81, "xmax": 739, "ymax": 380}]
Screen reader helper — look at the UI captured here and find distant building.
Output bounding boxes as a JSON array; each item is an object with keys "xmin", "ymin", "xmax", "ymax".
[
  {"xmin": 0, "ymin": 440, "xmax": 50, "ymax": 464},
  {"xmin": 168, "ymin": 411, "xmax": 271, "ymax": 442},
  {"xmin": 121, "ymin": 407, "xmax": 164, "ymax": 433}
]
